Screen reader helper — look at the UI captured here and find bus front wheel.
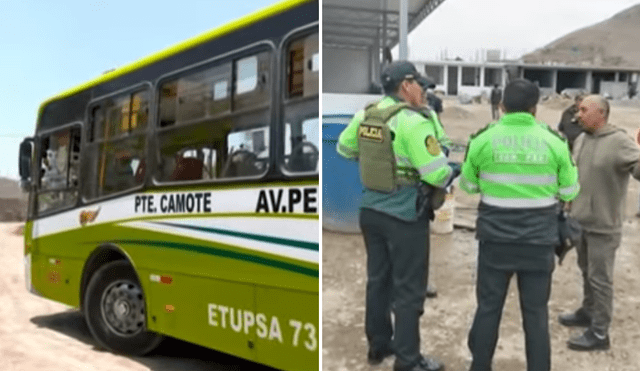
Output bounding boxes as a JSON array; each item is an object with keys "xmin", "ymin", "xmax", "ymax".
[{"xmin": 84, "ymin": 260, "xmax": 163, "ymax": 355}]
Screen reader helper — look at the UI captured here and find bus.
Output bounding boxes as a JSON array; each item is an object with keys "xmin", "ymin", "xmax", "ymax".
[{"xmin": 17, "ymin": 1, "xmax": 319, "ymax": 370}]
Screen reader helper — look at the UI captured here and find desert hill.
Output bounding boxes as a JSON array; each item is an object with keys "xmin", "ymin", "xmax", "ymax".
[
  {"xmin": 0, "ymin": 177, "xmax": 28, "ymax": 221},
  {"xmin": 522, "ymin": 4, "xmax": 640, "ymax": 67}
]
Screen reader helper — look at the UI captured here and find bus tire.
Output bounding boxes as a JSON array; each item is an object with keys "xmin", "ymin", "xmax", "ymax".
[{"xmin": 84, "ymin": 260, "xmax": 163, "ymax": 355}]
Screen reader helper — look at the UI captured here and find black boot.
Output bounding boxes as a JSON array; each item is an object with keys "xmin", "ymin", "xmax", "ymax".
[
  {"xmin": 558, "ymin": 308, "xmax": 591, "ymax": 327},
  {"xmin": 395, "ymin": 356, "xmax": 444, "ymax": 371},
  {"xmin": 567, "ymin": 328, "xmax": 610, "ymax": 351},
  {"xmin": 367, "ymin": 346, "xmax": 394, "ymax": 365}
]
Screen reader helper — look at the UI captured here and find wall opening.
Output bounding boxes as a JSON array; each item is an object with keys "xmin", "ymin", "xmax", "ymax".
[
  {"xmin": 556, "ymin": 70, "xmax": 587, "ymax": 93},
  {"xmin": 484, "ymin": 68, "xmax": 502, "ymax": 87},
  {"xmin": 523, "ymin": 69, "xmax": 553, "ymax": 88},
  {"xmin": 591, "ymin": 71, "xmax": 615, "ymax": 94}
]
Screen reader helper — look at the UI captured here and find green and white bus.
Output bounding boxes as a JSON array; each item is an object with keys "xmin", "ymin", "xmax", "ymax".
[{"xmin": 18, "ymin": 0, "xmax": 319, "ymax": 369}]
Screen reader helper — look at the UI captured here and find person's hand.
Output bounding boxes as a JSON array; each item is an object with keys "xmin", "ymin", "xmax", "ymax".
[
  {"xmin": 448, "ymin": 162, "xmax": 461, "ymax": 178},
  {"xmin": 441, "ymin": 145, "xmax": 450, "ymax": 157}
]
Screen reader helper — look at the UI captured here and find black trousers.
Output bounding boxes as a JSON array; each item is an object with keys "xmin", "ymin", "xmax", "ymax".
[
  {"xmin": 468, "ymin": 241, "xmax": 554, "ymax": 371},
  {"xmin": 491, "ymin": 104, "xmax": 500, "ymax": 120},
  {"xmin": 360, "ymin": 208, "xmax": 429, "ymax": 371}
]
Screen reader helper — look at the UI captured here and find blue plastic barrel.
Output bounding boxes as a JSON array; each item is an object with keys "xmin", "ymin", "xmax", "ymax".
[{"xmin": 322, "ymin": 114, "xmax": 363, "ymax": 233}]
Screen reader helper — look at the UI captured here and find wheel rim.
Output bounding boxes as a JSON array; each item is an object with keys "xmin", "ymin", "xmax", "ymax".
[{"xmin": 100, "ymin": 280, "xmax": 146, "ymax": 337}]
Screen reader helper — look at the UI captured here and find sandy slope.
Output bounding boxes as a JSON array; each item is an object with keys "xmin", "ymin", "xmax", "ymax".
[{"xmin": 522, "ymin": 4, "xmax": 640, "ymax": 67}]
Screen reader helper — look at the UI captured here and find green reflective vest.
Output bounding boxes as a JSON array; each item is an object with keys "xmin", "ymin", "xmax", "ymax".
[
  {"xmin": 422, "ymin": 107, "xmax": 452, "ymax": 149},
  {"xmin": 337, "ymin": 96, "xmax": 453, "ymax": 221},
  {"xmin": 460, "ymin": 112, "xmax": 580, "ymax": 207},
  {"xmin": 357, "ymin": 101, "xmax": 413, "ymax": 193}
]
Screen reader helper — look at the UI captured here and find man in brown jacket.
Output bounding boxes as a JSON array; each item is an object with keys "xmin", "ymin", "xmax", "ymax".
[
  {"xmin": 557, "ymin": 94, "xmax": 585, "ymax": 151},
  {"xmin": 558, "ymin": 95, "xmax": 640, "ymax": 351}
]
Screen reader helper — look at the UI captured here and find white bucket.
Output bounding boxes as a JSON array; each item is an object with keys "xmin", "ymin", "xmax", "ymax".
[{"xmin": 431, "ymin": 191, "xmax": 455, "ymax": 234}]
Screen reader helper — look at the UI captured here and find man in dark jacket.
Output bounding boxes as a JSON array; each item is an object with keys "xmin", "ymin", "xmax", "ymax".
[
  {"xmin": 419, "ymin": 79, "xmax": 443, "ymax": 115},
  {"xmin": 490, "ymin": 84, "xmax": 502, "ymax": 120},
  {"xmin": 557, "ymin": 94, "xmax": 584, "ymax": 151}
]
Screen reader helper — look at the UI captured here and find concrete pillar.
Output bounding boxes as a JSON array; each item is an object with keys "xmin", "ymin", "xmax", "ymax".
[
  {"xmin": 480, "ymin": 66, "xmax": 486, "ymax": 87},
  {"xmin": 399, "ymin": 0, "xmax": 408, "ymax": 60},
  {"xmin": 552, "ymin": 69, "xmax": 558, "ymax": 93},
  {"xmin": 457, "ymin": 65, "xmax": 462, "ymax": 92},
  {"xmin": 443, "ymin": 63, "xmax": 449, "ymax": 96},
  {"xmin": 373, "ymin": 28, "xmax": 381, "ymax": 84},
  {"xmin": 586, "ymin": 71, "xmax": 593, "ymax": 93}
]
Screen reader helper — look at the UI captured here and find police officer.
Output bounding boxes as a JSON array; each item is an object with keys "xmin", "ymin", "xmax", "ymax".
[
  {"xmin": 459, "ymin": 79, "xmax": 580, "ymax": 371},
  {"xmin": 490, "ymin": 84, "xmax": 502, "ymax": 121},
  {"xmin": 337, "ymin": 61, "xmax": 458, "ymax": 371}
]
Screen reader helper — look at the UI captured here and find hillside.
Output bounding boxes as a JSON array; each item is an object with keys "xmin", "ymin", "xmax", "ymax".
[
  {"xmin": 522, "ymin": 4, "xmax": 640, "ymax": 67},
  {"xmin": 0, "ymin": 177, "xmax": 28, "ymax": 221},
  {"xmin": 0, "ymin": 177, "xmax": 24, "ymax": 199}
]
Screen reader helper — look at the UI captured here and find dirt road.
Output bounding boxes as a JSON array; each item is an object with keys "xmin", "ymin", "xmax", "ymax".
[
  {"xmin": 0, "ymin": 222, "xmax": 272, "ymax": 371},
  {"xmin": 322, "ymin": 98, "xmax": 640, "ymax": 371}
]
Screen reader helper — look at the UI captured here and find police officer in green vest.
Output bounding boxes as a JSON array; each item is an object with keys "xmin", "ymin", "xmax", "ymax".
[
  {"xmin": 337, "ymin": 61, "xmax": 459, "ymax": 371},
  {"xmin": 459, "ymin": 79, "xmax": 580, "ymax": 371}
]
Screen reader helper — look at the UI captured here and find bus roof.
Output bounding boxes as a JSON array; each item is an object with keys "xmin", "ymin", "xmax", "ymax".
[{"xmin": 38, "ymin": 0, "xmax": 314, "ymax": 118}]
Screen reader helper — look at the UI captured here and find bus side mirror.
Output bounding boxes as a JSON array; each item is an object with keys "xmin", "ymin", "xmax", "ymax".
[{"xmin": 19, "ymin": 138, "xmax": 34, "ymax": 191}]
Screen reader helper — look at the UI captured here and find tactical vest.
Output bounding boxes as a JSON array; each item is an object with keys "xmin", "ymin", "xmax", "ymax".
[{"xmin": 357, "ymin": 102, "xmax": 419, "ymax": 193}]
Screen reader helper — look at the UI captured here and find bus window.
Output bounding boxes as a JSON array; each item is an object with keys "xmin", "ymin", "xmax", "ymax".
[
  {"xmin": 84, "ymin": 90, "xmax": 148, "ymax": 200},
  {"xmin": 283, "ymin": 117, "xmax": 318, "ymax": 173},
  {"xmin": 37, "ymin": 126, "xmax": 81, "ymax": 213},
  {"xmin": 287, "ymin": 33, "xmax": 318, "ymax": 98},
  {"xmin": 160, "ymin": 147, "xmax": 211, "ymax": 182},
  {"xmin": 233, "ymin": 51, "xmax": 271, "ymax": 111},
  {"xmin": 161, "ymin": 63, "xmax": 232, "ymax": 126},
  {"xmin": 92, "ymin": 90, "xmax": 149, "ymax": 140},
  {"xmin": 95, "ymin": 138, "xmax": 145, "ymax": 195},
  {"xmin": 90, "ymin": 106, "xmax": 104, "ymax": 142},
  {"xmin": 156, "ymin": 51, "xmax": 272, "ymax": 183},
  {"xmin": 282, "ymin": 31, "xmax": 319, "ymax": 175},
  {"xmin": 159, "ymin": 81, "xmax": 178, "ymax": 127},
  {"xmin": 222, "ymin": 126, "xmax": 269, "ymax": 178},
  {"xmin": 157, "ymin": 120, "xmax": 270, "ymax": 182}
]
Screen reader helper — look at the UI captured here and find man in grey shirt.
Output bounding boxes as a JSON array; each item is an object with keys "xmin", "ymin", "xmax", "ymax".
[{"xmin": 558, "ymin": 95, "xmax": 640, "ymax": 350}]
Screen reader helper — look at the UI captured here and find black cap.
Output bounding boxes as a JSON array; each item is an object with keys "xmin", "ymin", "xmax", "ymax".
[
  {"xmin": 381, "ymin": 61, "xmax": 426, "ymax": 94},
  {"xmin": 417, "ymin": 76, "xmax": 436, "ymax": 90}
]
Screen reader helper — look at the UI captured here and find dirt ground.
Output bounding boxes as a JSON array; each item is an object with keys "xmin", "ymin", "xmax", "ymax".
[
  {"xmin": 322, "ymin": 98, "xmax": 640, "ymax": 371},
  {"xmin": 0, "ymin": 222, "xmax": 273, "ymax": 371}
]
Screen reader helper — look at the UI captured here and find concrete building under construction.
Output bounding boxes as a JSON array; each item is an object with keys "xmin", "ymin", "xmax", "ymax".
[{"xmin": 415, "ymin": 59, "xmax": 640, "ymax": 99}]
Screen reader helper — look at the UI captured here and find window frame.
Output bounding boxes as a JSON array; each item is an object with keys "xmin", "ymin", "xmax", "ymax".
[
  {"xmin": 82, "ymin": 82, "xmax": 153, "ymax": 203},
  {"xmin": 152, "ymin": 40, "xmax": 277, "ymax": 186},
  {"xmin": 278, "ymin": 22, "xmax": 319, "ymax": 178},
  {"xmin": 35, "ymin": 121, "xmax": 83, "ymax": 217}
]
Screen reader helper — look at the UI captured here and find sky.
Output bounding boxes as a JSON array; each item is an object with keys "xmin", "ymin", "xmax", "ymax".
[
  {"xmin": 404, "ymin": 0, "xmax": 640, "ymax": 61},
  {"xmin": 0, "ymin": 0, "xmax": 282, "ymax": 181}
]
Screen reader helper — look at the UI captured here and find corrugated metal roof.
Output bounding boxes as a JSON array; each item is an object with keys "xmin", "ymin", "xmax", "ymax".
[{"xmin": 323, "ymin": 0, "xmax": 447, "ymax": 50}]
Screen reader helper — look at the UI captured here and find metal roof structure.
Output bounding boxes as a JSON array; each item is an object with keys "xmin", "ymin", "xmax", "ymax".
[{"xmin": 323, "ymin": 0, "xmax": 447, "ymax": 54}]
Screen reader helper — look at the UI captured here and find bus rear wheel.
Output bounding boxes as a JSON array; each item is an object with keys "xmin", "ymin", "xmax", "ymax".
[{"xmin": 84, "ymin": 260, "xmax": 163, "ymax": 355}]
